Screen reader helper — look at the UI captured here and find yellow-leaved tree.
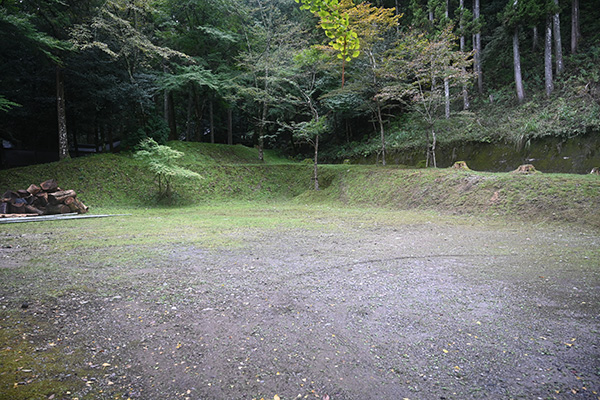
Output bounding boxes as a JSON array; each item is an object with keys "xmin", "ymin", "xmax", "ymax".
[{"xmin": 295, "ymin": 0, "xmax": 360, "ymax": 88}]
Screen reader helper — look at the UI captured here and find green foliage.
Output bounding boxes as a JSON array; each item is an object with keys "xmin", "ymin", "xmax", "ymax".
[
  {"xmin": 295, "ymin": 0, "xmax": 360, "ymax": 86},
  {"xmin": 291, "ymin": 116, "xmax": 329, "ymax": 146},
  {"xmin": 70, "ymin": 1, "xmax": 190, "ymax": 65},
  {"xmin": 122, "ymin": 116, "xmax": 169, "ymax": 149},
  {"xmin": 500, "ymin": 0, "xmax": 556, "ymax": 32},
  {"xmin": 0, "ymin": 7, "xmax": 71, "ymax": 64},
  {"xmin": 158, "ymin": 65, "xmax": 221, "ymax": 92},
  {"xmin": 134, "ymin": 138, "xmax": 202, "ymax": 199},
  {"xmin": 0, "ymin": 95, "xmax": 20, "ymax": 112},
  {"xmin": 2, "ymin": 0, "xmax": 600, "ymax": 170}
]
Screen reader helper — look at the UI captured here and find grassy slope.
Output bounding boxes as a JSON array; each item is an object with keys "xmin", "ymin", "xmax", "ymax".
[
  {"xmin": 0, "ymin": 144, "xmax": 313, "ymax": 208},
  {"xmin": 1, "ymin": 142, "xmax": 599, "ymax": 227},
  {"xmin": 309, "ymin": 165, "xmax": 600, "ymax": 227}
]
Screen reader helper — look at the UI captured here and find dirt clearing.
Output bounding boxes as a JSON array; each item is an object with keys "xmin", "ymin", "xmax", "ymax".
[{"xmin": 1, "ymin": 205, "xmax": 599, "ymax": 400}]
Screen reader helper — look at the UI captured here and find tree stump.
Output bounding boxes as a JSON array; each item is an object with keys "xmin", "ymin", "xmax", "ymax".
[
  {"xmin": 452, "ymin": 161, "xmax": 470, "ymax": 170},
  {"xmin": 590, "ymin": 167, "xmax": 599, "ymax": 175},
  {"xmin": 512, "ymin": 164, "xmax": 538, "ymax": 174}
]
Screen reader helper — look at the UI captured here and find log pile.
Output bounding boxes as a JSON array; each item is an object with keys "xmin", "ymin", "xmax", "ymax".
[{"xmin": 1, "ymin": 179, "xmax": 89, "ymax": 217}]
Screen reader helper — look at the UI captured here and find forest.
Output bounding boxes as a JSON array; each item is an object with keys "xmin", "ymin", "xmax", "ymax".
[{"xmin": 1, "ymin": 0, "xmax": 599, "ymax": 169}]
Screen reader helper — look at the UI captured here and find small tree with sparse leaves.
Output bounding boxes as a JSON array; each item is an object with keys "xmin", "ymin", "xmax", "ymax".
[{"xmin": 134, "ymin": 138, "xmax": 201, "ymax": 200}]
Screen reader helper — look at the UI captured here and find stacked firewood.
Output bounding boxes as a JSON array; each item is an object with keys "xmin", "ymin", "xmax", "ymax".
[{"xmin": 1, "ymin": 179, "xmax": 89, "ymax": 217}]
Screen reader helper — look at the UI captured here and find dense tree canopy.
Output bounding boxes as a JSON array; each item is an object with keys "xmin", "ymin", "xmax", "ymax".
[{"xmin": 1, "ymin": 0, "xmax": 599, "ymax": 167}]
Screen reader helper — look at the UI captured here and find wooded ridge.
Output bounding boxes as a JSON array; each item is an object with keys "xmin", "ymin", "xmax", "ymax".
[{"xmin": 1, "ymin": 0, "xmax": 598, "ymax": 169}]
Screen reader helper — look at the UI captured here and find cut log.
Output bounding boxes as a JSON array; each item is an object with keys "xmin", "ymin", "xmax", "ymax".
[
  {"xmin": 40, "ymin": 179, "xmax": 59, "ymax": 192},
  {"xmin": 69, "ymin": 198, "xmax": 89, "ymax": 214},
  {"xmin": 45, "ymin": 204, "xmax": 71, "ymax": 214},
  {"xmin": 27, "ymin": 184, "xmax": 41, "ymax": 195},
  {"xmin": 9, "ymin": 202, "xmax": 24, "ymax": 213},
  {"xmin": 34, "ymin": 192, "xmax": 48, "ymax": 207},
  {"xmin": 17, "ymin": 189, "xmax": 30, "ymax": 197},
  {"xmin": 48, "ymin": 189, "xmax": 76, "ymax": 204},
  {"xmin": 24, "ymin": 205, "xmax": 44, "ymax": 215},
  {"xmin": 0, "ymin": 202, "xmax": 8, "ymax": 214},
  {"xmin": 2, "ymin": 191, "xmax": 18, "ymax": 203}
]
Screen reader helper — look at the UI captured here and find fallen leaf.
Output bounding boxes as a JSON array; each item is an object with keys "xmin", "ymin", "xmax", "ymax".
[
  {"xmin": 274, "ymin": 395, "xmax": 281, "ymax": 400},
  {"xmin": 443, "ymin": 349, "xmax": 449, "ymax": 353}
]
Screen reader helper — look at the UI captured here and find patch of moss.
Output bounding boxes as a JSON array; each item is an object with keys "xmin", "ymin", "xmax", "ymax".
[{"xmin": 0, "ymin": 311, "xmax": 89, "ymax": 400}]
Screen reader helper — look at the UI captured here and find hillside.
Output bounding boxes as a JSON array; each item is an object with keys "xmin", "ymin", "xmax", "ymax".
[
  {"xmin": 328, "ymin": 92, "xmax": 600, "ymax": 172},
  {"xmin": 1, "ymin": 142, "xmax": 599, "ymax": 227}
]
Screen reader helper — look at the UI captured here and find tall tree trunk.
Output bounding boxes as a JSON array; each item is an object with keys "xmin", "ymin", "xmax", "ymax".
[
  {"xmin": 444, "ymin": 0, "xmax": 450, "ymax": 118},
  {"xmin": 571, "ymin": 0, "xmax": 579, "ymax": 54},
  {"xmin": 313, "ymin": 133, "xmax": 319, "ymax": 190},
  {"xmin": 108, "ymin": 125, "xmax": 114, "ymax": 152},
  {"xmin": 532, "ymin": 26, "xmax": 538, "ymax": 50},
  {"xmin": 56, "ymin": 66, "xmax": 69, "ymax": 160},
  {"xmin": 227, "ymin": 107, "xmax": 233, "ymax": 145},
  {"xmin": 99, "ymin": 122, "xmax": 106, "ymax": 152},
  {"xmin": 186, "ymin": 84, "xmax": 194, "ymax": 141},
  {"xmin": 553, "ymin": 0, "xmax": 564, "ymax": 74},
  {"xmin": 431, "ymin": 128, "xmax": 437, "ymax": 168},
  {"xmin": 193, "ymin": 86, "xmax": 205, "ymax": 142},
  {"xmin": 545, "ymin": 15, "xmax": 554, "ymax": 97},
  {"xmin": 94, "ymin": 116, "xmax": 100, "ymax": 153},
  {"xmin": 368, "ymin": 50, "xmax": 386, "ymax": 166},
  {"xmin": 258, "ymin": 100, "xmax": 266, "ymax": 161},
  {"xmin": 513, "ymin": 27, "xmax": 525, "ymax": 103},
  {"xmin": 425, "ymin": 127, "xmax": 437, "ymax": 168},
  {"xmin": 166, "ymin": 91, "xmax": 177, "ymax": 141},
  {"xmin": 473, "ymin": 0, "xmax": 483, "ymax": 94},
  {"xmin": 257, "ymin": 59, "xmax": 269, "ymax": 161},
  {"xmin": 209, "ymin": 98, "xmax": 215, "ymax": 144},
  {"xmin": 376, "ymin": 99, "xmax": 386, "ymax": 166},
  {"xmin": 258, "ymin": 98, "xmax": 266, "ymax": 162},
  {"xmin": 444, "ymin": 78, "xmax": 450, "ymax": 119},
  {"xmin": 71, "ymin": 123, "xmax": 79, "ymax": 157},
  {"xmin": 460, "ymin": 0, "xmax": 470, "ymax": 110},
  {"xmin": 341, "ymin": 57, "xmax": 346, "ymax": 89}
]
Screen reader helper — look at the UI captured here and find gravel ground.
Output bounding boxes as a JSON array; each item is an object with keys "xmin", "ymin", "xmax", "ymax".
[{"xmin": 1, "ymin": 208, "xmax": 599, "ymax": 400}]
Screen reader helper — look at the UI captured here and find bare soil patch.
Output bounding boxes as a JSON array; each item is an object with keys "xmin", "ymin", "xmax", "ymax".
[{"xmin": 1, "ymin": 207, "xmax": 599, "ymax": 400}]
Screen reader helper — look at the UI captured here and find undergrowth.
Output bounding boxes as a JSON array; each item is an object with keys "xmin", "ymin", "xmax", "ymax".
[{"xmin": 324, "ymin": 82, "xmax": 600, "ymax": 165}]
